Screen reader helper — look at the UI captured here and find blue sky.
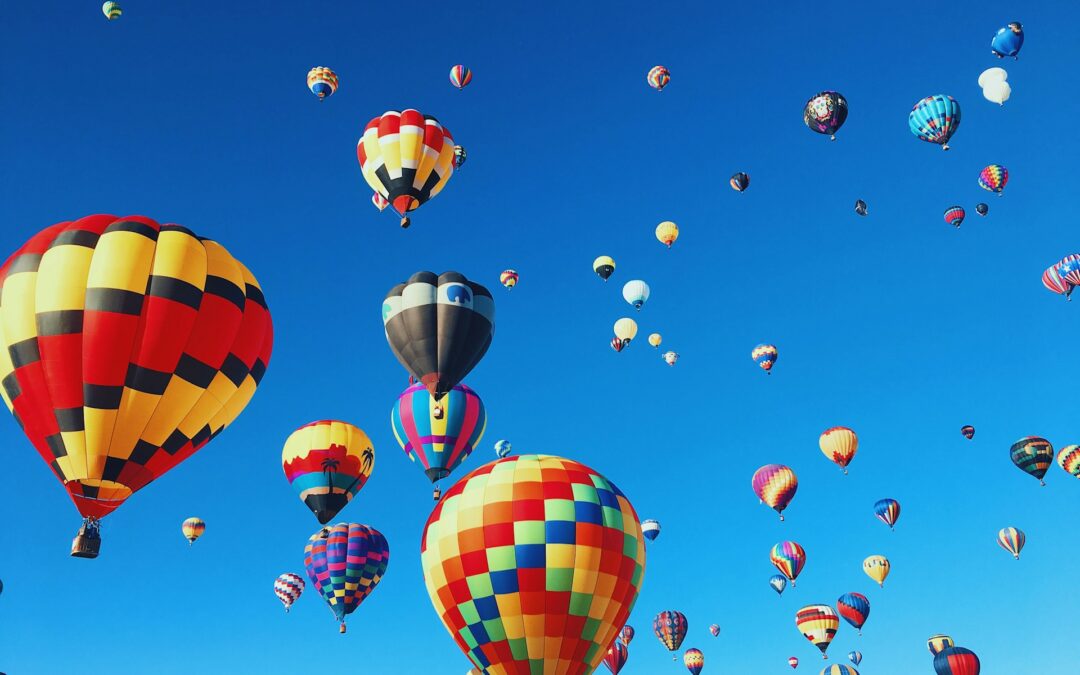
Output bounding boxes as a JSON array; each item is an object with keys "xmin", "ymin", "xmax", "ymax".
[{"xmin": 1, "ymin": 1, "xmax": 1079, "ymax": 673}]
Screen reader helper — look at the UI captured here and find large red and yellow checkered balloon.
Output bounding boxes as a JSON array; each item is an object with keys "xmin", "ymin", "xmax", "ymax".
[
  {"xmin": 0, "ymin": 214, "xmax": 272, "ymax": 521},
  {"xmin": 420, "ymin": 455, "xmax": 647, "ymax": 675}
]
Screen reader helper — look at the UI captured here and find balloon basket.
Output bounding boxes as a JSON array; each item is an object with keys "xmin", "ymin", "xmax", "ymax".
[
  {"xmin": 339, "ymin": 623, "xmax": 347, "ymax": 634},
  {"xmin": 71, "ymin": 520, "xmax": 101, "ymax": 559}
]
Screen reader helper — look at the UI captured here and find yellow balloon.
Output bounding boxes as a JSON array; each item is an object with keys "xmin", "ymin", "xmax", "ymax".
[
  {"xmin": 819, "ymin": 426, "xmax": 858, "ymax": 474},
  {"xmin": 655, "ymin": 221, "xmax": 679, "ymax": 247},
  {"xmin": 613, "ymin": 318, "xmax": 638, "ymax": 343},
  {"xmin": 648, "ymin": 333, "xmax": 662, "ymax": 348},
  {"xmin": 863, "ymin": 555, "xmax": 890, "ymax": 587}
]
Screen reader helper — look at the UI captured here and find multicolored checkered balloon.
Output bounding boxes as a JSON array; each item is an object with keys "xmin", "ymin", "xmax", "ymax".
[
  {"xmin": 303, "ymin": 523, "xmax": 389, "ymax": 633},
  {"xmin": 420, "ymin": 455, "xmax": 647, "ymax": 674}
]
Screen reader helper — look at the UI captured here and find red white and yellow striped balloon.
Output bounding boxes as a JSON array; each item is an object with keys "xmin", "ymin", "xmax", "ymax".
[{"xmin": 1056, "ymin": 445, "xmax": 1080, "ymax": 478}]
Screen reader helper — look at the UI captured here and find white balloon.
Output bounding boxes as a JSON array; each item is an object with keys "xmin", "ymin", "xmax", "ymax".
[
  {"xmin": 982, "ymin": 80, "xmax": 1011, "ymax": 105},
  {"xmin": 621, "ymin": 279, "xmax": 650, "ymax": 309},
  {"xmin": 978, "ymin": 67, "xmax": 1008, "ymax": 88}
]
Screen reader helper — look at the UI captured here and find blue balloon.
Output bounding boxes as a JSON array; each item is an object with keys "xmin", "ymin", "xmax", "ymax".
[
  {"xmin": 909, "ymin": 95, "xmax": 961, "ymax": 150},
  {"xmin": 849, "ymin": 650, "xmax": 863, "ymax": 666},
  {"xmin": 991, "ymin": 22, "xmax": 1024, "ymax": 59},
  {"xmin": 768, "ymin": 574, "xmax": 787, "ymax": 595}
]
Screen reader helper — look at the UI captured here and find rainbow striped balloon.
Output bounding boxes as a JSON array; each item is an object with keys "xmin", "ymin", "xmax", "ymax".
[
  {"xmin": 449, "ymin": 64, "xmax": 473, "ymax": 89},
  {"xmin": 1056, "ymin": 444, "xmax": 1080, "ymax": 478},
  {"xmin": 978, "ymin": 164, "xmax": 1008, "ymax": 194},
  {"xmin": 647, "ymin": 65, "xmax": 671, "ymax": 91},
  {"xmin": 997, "ymin": 526, "xmax": 1025, "ymax": 559},
  {"xmin": 752, "ymin": 464, "xmax": 798, "ymax": 520},
  {"xmin": 770, "ymin": 541, "xmax": 806, "ymax": 585},
  {"xmin": 684, "ymin": 648, "xmax": 704, "ymax": 675},
  {"xmin": 873, "ymin": 498, "xmax": 901, "ymax": 530}
]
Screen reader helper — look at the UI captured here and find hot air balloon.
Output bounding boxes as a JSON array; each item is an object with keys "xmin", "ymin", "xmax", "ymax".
[
  {"xmin": 975, "ymin": 203, "xmax": 988, "ymax": 216},
  {"xmin": 304, "ymin": 522, "xmax": 389, "ymax": 633},
  {"xmin": 752, "ymin": 464, "xmax": 798, "ymax": 520},
  {"xmin": 836, "ymin": 592, "xmax": 870, "ymax": 635},
  {"xmin": 795, "ymin": 605, "xmax": 839, "ymax": 659},
  {"xmin": 383, "ymin": 271, "xmax": 493, "ymax": 406},
  {"xmin": 662, "ymin": 351, "xmax": 679, "ymax": 367},
  {"xmin": 642, "ymin": 519, "xmax": 661, "ymax": 541},
  {"xmin": 997, "ymin": 526, "xmax": 1025, "ymax": 559},
  {"xmin": 872, "ymin": 498, "xmax": 900, "ymax": 530},
  {"xmin": 421, "ymin": 455, "xmax": 647, "ymax": 674},
  {"xmin": 1056, "ymin": 444, "xmax": 1080, "ymax": 478},
  {"xmin": 449, "ymin": 65, "xmax": 472, "ymax": 90},
  {"xmin": 307, "ymin": 67, "xmax": 338, "ymax": 101},
  {"xmin": 862, "ymin": 555, "xmax": 890, "ymax": 587},
  {"xmin": 789, "ymin": 657, "xmax": 800, "ymax": 669},
  {"xmin": 620, "ymin": 625, "xmax": 635, "ymax": 647},
  {"xmin": 372, "ymin": 192, "xmax": 389, "ymax": 212},
  {"xmin": 770, "ymin": 574, "xmax": 788, "ymax": 596},
  {"xmin": 1010, "ymin": 436, "xmax": 1053, "ymax": 485},
  {"xmin": 684, "ymin": 648, "xmax": 704, "ymax": 674},
  {"xmin": 848, "ymin": 651, "xmax": 862, "ymax": 666},
  {"xmin": 102, "ymin": 1, "xmax": 121, "ymax": 19},
  {"xmin": 854, "ymin": 200, "xmax": 868, "ymax": 216},
  {"xmin": 656, "ymin": 221, "xmax": 679, "ymax": 247},
  {"xmin": 594, "ymin": 255, "xmax": 616, "ymax": 281},
  {"xmin": 611, "ymin": 337, "xmax": 626, "ymax": 353},
  {"xmin": 933, "ymin": 647, "xmax": 981, "ymax": 675},
  {"xmin": 978, "ymin": 165, "xmax": 1008, "ymax": 195},
  {"xmin": 494, "ymin": 439, "xmax": 512, "ymax": 458},
  {"xmin": 1043, "ymin": 262, "xmax": 1073, "ymax": 300},
  {"xmin": 771, "ymin": 541, "xmax": 806, "ymax": 586},
  {"xmin": 182, "ymin": 517, "xmax": 205, "ymax": 545},
  {"xmin": 282, "ymin": 421, "xmax": 374, "ymax": 524},
  {"xmin": 273, "ymin": 572, "xmax": 305, "ymax": 613},
  {"xmin": 803, "ymin": 91, "xmax": 848, "ymax": 140},
  {"xmin": 0, "ymin": 215, "xmax": 273, "ymax": 558},
  {"xmin": 614, "ymin": 318, "xmax": 638, "ymax": 347},
  {"xmin": 358, "ymin": 111, "xmax": 457, "ymax": 227},
  {"xmin": 708, "ymin": 624, "xmax": 720, "ymax": 637},
  {"xmin": 928, "ymin": 635, "xmax": 955, "ymax": 656},
  {"xmin": 991, "ymin": 22, "xmax": 1024, "ymax": 59},
  {"xmin": 648, "ymin": 333, "xmax": 662, "ymax": 348},
  {"xmin": 909, "ymin": 95, "xmax": 961, "ymax": 150},
  {"xmin": 979, "ymin": 67, "xmax": 1011, "ymax": 105},
  {"xmin": 821, "ymin": 667, "xmax": 858, "ymax": 675},
  {"xmin": 603, "ymin": 642, "xmax": 628, "ymax": 674},
  {"xmin": 391, "ymin": 382, "xmax": 486, "ymax": 499},
  {"xmin": 820, "ymin": 427, "xmax": 858, "ymax": 474},
  {"xmin": 752, "ymin": 344, "xmax": 778, "ymax": 373},
  {"xmin": 654, "ymin": 610, "xmax": 688, "ymax": 658},
  {"xmin": 453, "ymin": 145, "xmax": 467, "ymax": 169},
  {"xmin": 944, "ymin": 206, "xmax": 965, "ymax": 228},
  {"xmin": 961, "ymin": 425, "xmax": 975, "ymax": 439},
  {"xmin": 730, "ymin": 172, "xmax": 750, "ymax": 192},
  {"xmin": 647, "ymin": 66, "xmax": 671, "ymax": 91},
  {"xmin": 622, "ymin": 280, "xmax": 650, "ymax": 310},
  {"xmin": 499, "ymin": 269, "xmax": 518, "ymax": 290}
]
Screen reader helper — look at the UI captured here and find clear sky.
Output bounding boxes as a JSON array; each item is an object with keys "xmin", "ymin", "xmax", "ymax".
[{"xmin": 1, "ymin": 1, "xmax": 1079, "ymax": 673}]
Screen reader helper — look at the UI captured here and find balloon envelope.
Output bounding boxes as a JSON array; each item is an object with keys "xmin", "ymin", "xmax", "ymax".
[
  {"xmin": 391, "ymin": 383, "xmax": 486, "ymax": 483},
  {"xmin": 307, "ymin": 66, "xmax": 338, "ymax": 100},
  {"xmin": 182, "ymin": 517, "xmax": 205, "ymax": 544},
  {"xmin": 752, "ymin": 464, "xmax": 798, "ymax": 519},
  {"xmin": 991, "ymin": 22, "xmax": 1024, "ymax": 58},
  {"xmin": 282, "ymin": 420, "xmax": 375, "ymax": 524},
  {"xmin": 803, "ymin": 91, "xmax": 848, "ymax": 139},
  {"xmin": 303, "ymin": 523, "xmax": 389, "ymax": 632},
  {"xmin": 933, "ymin": 646, "xmax": 981, "ymax": 675},
  {"xmin": 420, "ymin": 455, "xmax": 646, "ymax": 674},
  {"xmin": 273, "ymin": 572, "xmax": 305, "ymax": 612},
  {"xmin": 654, "ymin": 610, "xmax": 688, "ymax": 652},
  {"xmin": 794, "ymin": 604, "xmax": 839, "ymax": 657},
  {"xmin": 909, "ymin": 95, "xmax": 961, "ymax": 149}
]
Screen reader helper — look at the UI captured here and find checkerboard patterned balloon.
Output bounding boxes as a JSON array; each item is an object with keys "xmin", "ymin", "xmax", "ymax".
[{"xmin": 421, "ymin": 455, "xmax": 647, "ymax": 674}]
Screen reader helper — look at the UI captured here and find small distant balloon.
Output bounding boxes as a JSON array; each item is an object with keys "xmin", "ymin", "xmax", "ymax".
[
  {"xmin": 873, "ymin": 498, "xmax": 900, "ymax": 530},
  {"xmin": 708, "ymin": 624, "xmax": 720, "ymax": 637},
  {"xmin": 593, "ymin": 255, "xmax": 616, "ymax": 281},
  {"xmin": 653, "ymin": 610, "xmax": 688, "ymax": 654},
  {"xmin": 683, "ymin": 648, "xmax": 704, "ymax": 675},
  {"xmin": 603, "ymin": 642, "xmax": 628, "ymax": 674},
  {"xmin": 862, "ymin": 555, "xmax": 890, "ymax": 587},
  {"xmin": 928, "ymin": 635, "xmax": 955, "ymax": 656},
  {"xmin": 648, "ymin": 333, "xmax": 663, "ymax": 348},
  {"xmin": 453, "ymin": 145, "xmax": 467, "ymax": 169},
  {"xmin": 820, "ymin": 427, "xmax": 858, "ymax": 474},
  {"xmin": 752, "ymin": 344, "xmax": 778, "ymax": 373},
  {"xmin": 836, "ymin": 592, "xmax": 870, "ymax": 635},
  {"xmin": 997, "ymin": 526, "xmax": 1025, "ymax": 559},
  {"xmin": 849, "ymin": 651, "xmax": 863, "ymax": 666},
  {"xmin": 656, "ymin": 221, "xmax": 679, "ymax": 247},
  {"xmin": 494, "ymin": 439, "xmax": 512, "ymax": 458},
  {"xmin": 961, "ymin": 425, "xmax": 975, "ymax": 439},
  {"xmin": 975, "ymin": 203, "xmax": 988, "ymax": 216},
  {"xmin": 274, "ymin": 573, "xmax": 305, "ymax": 613},
  {"xmin": 620, "ymin": 625, "xmax": 635, "ymax": 647},
  {"xmin": 449, "ymin": 65, "xmax": 473, "ymax": 89},
  {"xmin": 307, "ymin": 67, "xmax": 339, "ymax": 101},
  {"xmin": 372, "ymin": 192, "xmax": 389, "ymax": 212},
  {"xmin": 647, "ymin": 66, "xmax": 671, "ymax": 91},
  {"xmin": 991, "ymin": 22, "xmax": 1024, "ymax": 59},
  {"xmin": 978, "ymin": 67, "xmax": 1011, "ymax": 105},
  {"xmin": 770, "ymin": 541, "xmax": 806, "ymax": 585},
  {"xmin": 933, "ymin": 646, "xmax": 981, "ymax": 675},
  {"xmin": 944, "ymin": 206, "xmax": 966, "ymax": 228},
  {"xmin": 821, "ymin": 666, "xmax": 859, "ymax": 675},
  {"xmin": 611, "ymin": 337, "xmax": 626, "ymax": 352},
  {"xmin": 794, "ymin": 604, "xmax": 839, "ymax": 659},
  {"xmin": 769, "ymin": 574, "xmax": 788, "ymax": 596},
  {"xmin": 662, "ymin": 351, "xmax": 679, "ymax": 367},
  {"xmin": 788, "ymin": 657, "xmax": 800, "ymax": 669},
  {"xmin": 803, "ymin": 91, "xmax": 848, "ymax": 140},
  {"xmin": 182, "ymin": 517, "xmax": 205, "ymax": 545},
  {"xmin": 978, "ymin": 164, "xmax": 1008, "ymax": 194},
  {"xmin": 854, "ymin": 199, "xmax": 868, "ymax": 216},
  {"xmin": 752, "ymin": 464, "xmax": 798, "ymax": 520},
  {"xmin": 1056, "ymin": 445, "xmax": 1080, "ymax": 478},
  {"xmin": 1010, "ymin": 436, "xmax": 1053, "ymax": 485},
  {"xmin": 500, "ymin": 269, "xmax": 519, "ymax": 290},
  {"xmin": 614, "ymin": 318, "xmax": 638, "ymax": 346},
  {"xmin": 642, "ymin": 519, "xmax": 661, "ymax": 541},
  {"xmin": 730, "ymin": 172, "xmax": 750, "ymax": 192},
  {"xmin": 622, "ymin": 280, "xmax": 650, "ymax": 310},
  {"xmin": 102, "ymin": 1, "xmax": 122, "ymax": 20}
]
